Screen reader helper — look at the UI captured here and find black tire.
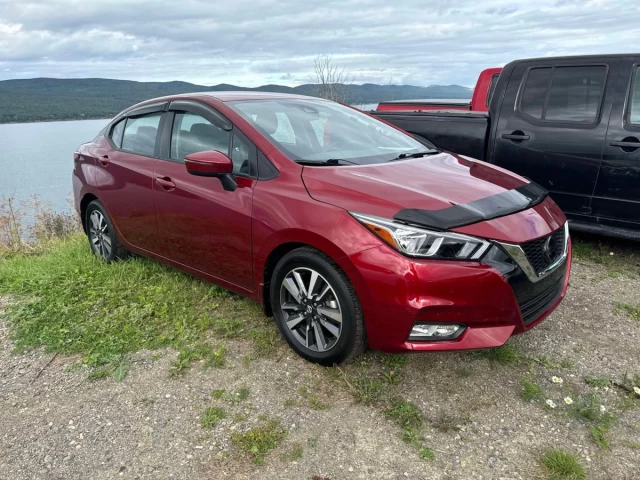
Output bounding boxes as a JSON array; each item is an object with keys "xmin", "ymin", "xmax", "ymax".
[
  {"xmin": 85, "ymin": 200, "xmax": 128, "ymax": 262},
  {"xmin": 270, "ymin": 247, "xmax": 366, "ymax": 365}
]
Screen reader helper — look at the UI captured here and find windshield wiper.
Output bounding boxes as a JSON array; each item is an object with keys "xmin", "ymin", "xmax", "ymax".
[
  {"xmin": 295, "ymin": 158, "xmax": 359, "ymax": 166},
  {"xmin": 388, "ymin": 150, "xmax": 440, "ymax": 162}
]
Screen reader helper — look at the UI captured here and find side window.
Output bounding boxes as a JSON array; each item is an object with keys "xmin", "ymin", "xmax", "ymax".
[
  {"xmin": 109, "ymin": 119, "xmax": 125, "ymax": 148},
  {"xmin": 629, "ymin": 66, "xmax": 640, "ymax": 126},
  {"xmin": 170, "ymin": 112, "xmax": 230, "ymax": 162},
  {"xmin": 519, "ymin": 65, "xmax": 607, "ymax": 123},
  {"xmin": 545, "ymin": 66, "xmax": 606, "ymax": 123},
  {"xmin": 520, "ymin": 68, "xmax": 552, "ymax": 120},
  {"xmin": 231, "ymin": 135, "xmax": 251, "ymax": 175},
  {"xmin": 121, "ymin": 113, "xmax": 162, "ymax": 156},
  {"xmin": 486, "ymin": 74, "xmax": 500, "ymax": 107}
]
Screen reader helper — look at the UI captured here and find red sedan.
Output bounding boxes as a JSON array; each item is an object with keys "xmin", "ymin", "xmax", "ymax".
[{"xmin": 73, "ymin": 92, "xmax": 571, "ymax": 365}]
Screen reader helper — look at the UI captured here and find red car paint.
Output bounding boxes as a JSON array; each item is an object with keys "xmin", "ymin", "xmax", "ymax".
[
  {"xmin": 376, "ymin": 68, "xmax": 503, "ymax": 113},
  {"xmin": 73, "ymin": 91, "xmax": 570, "ymax": 354}
]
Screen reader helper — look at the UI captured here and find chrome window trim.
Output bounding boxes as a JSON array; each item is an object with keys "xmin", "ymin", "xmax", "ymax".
[{"xmin": 497, "ymin": 222, "xmax": 569, "ymax": 283}]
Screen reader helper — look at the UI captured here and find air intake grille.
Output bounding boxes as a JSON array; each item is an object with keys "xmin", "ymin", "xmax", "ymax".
[{"xmin": 520, "ymin": 228, "xmax": 565, "ymax": 276}]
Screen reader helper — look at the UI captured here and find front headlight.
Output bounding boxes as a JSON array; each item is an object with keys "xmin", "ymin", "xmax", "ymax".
[{"xmin": 351, "ymin": 212, "xmax": 491, "ymax": 260}]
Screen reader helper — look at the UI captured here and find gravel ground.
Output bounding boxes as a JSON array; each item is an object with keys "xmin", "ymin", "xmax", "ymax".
[{"xmin": 1, "ymin": 255, "xmax": 639, "ymax": 479}]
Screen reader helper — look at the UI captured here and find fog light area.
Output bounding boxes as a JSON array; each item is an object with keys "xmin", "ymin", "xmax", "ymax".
[{"xmin": 408, "ymin": 323, "xmax": 465, "ymax": 341}]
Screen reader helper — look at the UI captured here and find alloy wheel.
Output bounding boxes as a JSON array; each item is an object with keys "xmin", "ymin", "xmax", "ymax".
[
  {"xmin": 279, "ymin": 267, "xmax": 343, "ymax": 352},
  {"xmin": 88, "ymin": 210, "xmax": 112, "ymax": 260}
]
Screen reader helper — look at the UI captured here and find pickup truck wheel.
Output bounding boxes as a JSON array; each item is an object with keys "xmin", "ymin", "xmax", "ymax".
[
  {"xmin": 85, "ymin": 200, "xmax": 128, "ymax": 262},
  {"xmin": 270, "ymin": 247, "xmax": 366, "ymax": 365}
]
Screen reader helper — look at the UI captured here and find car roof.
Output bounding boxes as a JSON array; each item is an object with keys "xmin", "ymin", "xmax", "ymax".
[{"xmin": 170, "ymin": 91, "xmax": 324, "ymax": 102}]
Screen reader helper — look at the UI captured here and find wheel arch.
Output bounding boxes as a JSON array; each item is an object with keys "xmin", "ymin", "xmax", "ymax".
[
  {"xmin": 79, "ymin": 193, "xmax": 99, "ymax": 233},
  {"xmin": 257, "ymin": 229, "xmax": 371, "ymax": 319}
]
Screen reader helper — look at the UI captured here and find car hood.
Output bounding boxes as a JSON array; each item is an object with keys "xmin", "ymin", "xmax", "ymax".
[{"xmin": 302, "ymin": 152, "xmax": 565, "ymax": 243}]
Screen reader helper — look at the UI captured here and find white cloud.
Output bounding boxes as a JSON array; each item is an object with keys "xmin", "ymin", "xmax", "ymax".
[{"xmin": 0, "ymin": 0, "xmax": 638, "ymax": 86}]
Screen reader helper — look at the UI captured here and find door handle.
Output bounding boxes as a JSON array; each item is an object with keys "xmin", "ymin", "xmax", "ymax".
[
  {"xmin": 502, "ymin": 131, "xmax": 530, "ymax": 142},
  {"xmin": 609, "ymin": 138, "xmax": 640, "ymax": 151},
  {"xmin": 99, "ymin": 155, "xmax": 110, "ymax": 167},
  {"xmin": 155, "ymin": 176, "xmax": 176, "ymax": 190}
]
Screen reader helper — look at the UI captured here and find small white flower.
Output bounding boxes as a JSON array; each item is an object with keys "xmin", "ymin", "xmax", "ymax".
[
  {"xmin": 603, "ymin": 386, "xmax": 610, "ymax": 392},
  {"xmin": 634, "ymin": 386, "xmax": 640, "ymax": 395},
  {"xmin": 546, "ymin": 399, "xmax": 557, "ymax": 409},
  {"xmin": 551, "ymin": 376, "xmax": 563, "ymax": 384},
  {"xmin": 599, "ymin": 405, "xmax": 606, "ymax": 413},
  {"xmin": 564, "ymin": 397, "xmax": 573, "ymax": 405}
]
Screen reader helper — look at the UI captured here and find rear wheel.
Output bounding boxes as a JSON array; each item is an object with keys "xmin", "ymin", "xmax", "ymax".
[
  {"xmin": 270, "ymin": 247, "xmax": 366, "ymax": 365},
  {"xmin": 85, "ymin": 201, "xmax": 128, "ymax": 262}
]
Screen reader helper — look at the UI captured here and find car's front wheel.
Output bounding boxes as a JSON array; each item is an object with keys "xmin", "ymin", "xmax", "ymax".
[
  {"xmin": 270, "ymin": 247, "xmax": 366, "ymax": 365},
  {"xmin": 85, "ymin": 200, "xmax": 128, "ymax": 262}
]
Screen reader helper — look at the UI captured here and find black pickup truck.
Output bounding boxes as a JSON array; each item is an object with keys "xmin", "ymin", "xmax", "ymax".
[{"xmin": 374, "ymin": 54, "xmax": 640, "ymax": 240}]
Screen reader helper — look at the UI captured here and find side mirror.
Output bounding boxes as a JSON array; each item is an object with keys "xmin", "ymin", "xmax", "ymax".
[{"xmin": 184, "ymin": 150, "xmax": 237, "ymax": 192}]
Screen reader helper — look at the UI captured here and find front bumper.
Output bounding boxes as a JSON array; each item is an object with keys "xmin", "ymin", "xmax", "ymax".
[{"xmin": 348, "ymin": 238, "xmax": 571, "ymax": 353}]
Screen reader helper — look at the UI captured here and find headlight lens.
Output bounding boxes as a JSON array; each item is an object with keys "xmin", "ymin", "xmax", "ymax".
[{"xmin": 351, "ymin": 212, "xmax": 490, "ymax": 260}]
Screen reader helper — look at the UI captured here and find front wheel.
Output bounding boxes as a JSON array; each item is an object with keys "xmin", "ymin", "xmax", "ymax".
[
  {"xmin": 85, "ymin": 200, "xmax": 128, "ymax": 262},
  {"xmin": 270, "ymin": 247, "xmax": 366, "ymax": 365}
]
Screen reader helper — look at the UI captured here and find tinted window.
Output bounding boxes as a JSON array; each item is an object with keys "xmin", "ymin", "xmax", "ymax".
[
  {"xmin": 520, "ymin": 68, "xmax": 552, "ymax": 119},
  {"xmin": 545, "ymin": 66, "xmax": 606, "ymax": 123},
  {"xmin": 231, "ymin": 135, "xmax": 251, "ymax": 175},
  {"xmin": 110, "ymin": 119, "xmax": 125, "ymax": 148},
  {"xmin": 122, "ymin": 113, "xmax": 162, "ymax": 156},
  {"xmin": 630, "ymin": 66, "xmax": 640, "ymax": 125},
  {"xmin": 170, "ymin": 112, "xmax": 230, "ymax": 162}
]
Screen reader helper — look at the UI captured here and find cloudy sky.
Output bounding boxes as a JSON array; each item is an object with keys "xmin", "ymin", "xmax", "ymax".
[{"xmin": 0, "ymin": 0, "xmax": 639, "ymax": 87}]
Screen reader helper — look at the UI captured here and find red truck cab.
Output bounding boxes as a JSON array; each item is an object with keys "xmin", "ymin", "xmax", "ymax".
[{"xmin": 376, "ymin": 67, "xmax": 502, "ymax": 113}]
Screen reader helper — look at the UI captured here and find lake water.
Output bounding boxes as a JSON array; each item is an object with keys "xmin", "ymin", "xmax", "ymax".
[{"xmin": 0, "ymin": 119, "xmax": 111, "ymax": 214}]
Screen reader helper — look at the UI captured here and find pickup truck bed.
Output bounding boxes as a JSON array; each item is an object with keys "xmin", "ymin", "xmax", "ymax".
[{"xmin": 374, "ymin": 110, "xmax": 488, "ymax": 160}]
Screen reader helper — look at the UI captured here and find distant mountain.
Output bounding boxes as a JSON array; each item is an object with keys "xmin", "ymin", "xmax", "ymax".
[{"xmin": 0, "ymin": 77, "xmax": 472, "ymax": 124}]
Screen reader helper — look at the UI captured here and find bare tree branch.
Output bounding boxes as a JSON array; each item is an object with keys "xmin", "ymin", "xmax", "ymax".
[{"xmin": 311, "ymin": 55, "xmax": 353, "ymax": 103}]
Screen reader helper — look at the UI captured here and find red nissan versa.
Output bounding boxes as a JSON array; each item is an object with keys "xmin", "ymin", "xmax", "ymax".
[{"xmin": 73, "ymin": 92, "xmax": 571, "ymax": 365}]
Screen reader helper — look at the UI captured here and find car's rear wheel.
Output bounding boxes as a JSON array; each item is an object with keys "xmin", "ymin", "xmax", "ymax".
[
  {"xmin": 85, "ymin": 200, "xmax": 128, "ymax": 262},
  {"xmin": 270, "ymin": 247, "xmax": 366, "ymax": 365}
]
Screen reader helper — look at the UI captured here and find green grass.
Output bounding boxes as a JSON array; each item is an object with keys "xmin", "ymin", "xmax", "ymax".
[
  {"xmin": 384, "ymin": 399, "xmax": 434, "ymax": 461},
  {"xmin": 589, "ymin": 424, "xmax": 610, "ymax": 449},
  {"xmin": 308, "ymin": 396, "xmax": 331, "ymax": 410},
  {"xmin": 170, "ymin": 343, "xmax": 226, "ymax": 375},
  {"xmin": 0, "ymin": 237, "xmax": 228, "ymax": 370},
  {"xmin": 381, "ymin": 354, "xmax": 408, "ymax": 370},
  {"xmin": 234, "ymin": 387, "xmax": 250, "ymax": 402},
  {"xmin": 520, "ymin": 378, "xmax": 544, "ymax": 402},
  {"xmin": 212, "ymin": 317, "xmax": 245, "ymax": 338},
  {"xmin": 472, "ymin": 343, "xmax": 520, "ymax": 365},
  {"xmin": 540, "ymin": 449, "xmax": 586, "ymax": 480},
  {"xmin": 201, "ymin": 407, "xmax": 226, "ymax": 428},
  {"xmin": 352, "ymin": 376, "xmax": 386, "ymax": 405},
  {"xmin": 211, "ymin": 388, "xmax": 226, "ymax": 399},
  {"xmin": 616, "ymin": 303, "xmax": 640, "ymax": 321},
  {"xmin": 232, "ymin": 418, "xmax": 288, "ymax": 465},
  {"xmin": 585, "ymin": 375, "xmax": 612, "ymax": 389},
  {"xmin": 385, "ymin": 399, "xmax": 423, "ymax": 431}
]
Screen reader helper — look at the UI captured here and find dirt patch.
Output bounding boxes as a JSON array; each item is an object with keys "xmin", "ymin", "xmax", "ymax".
[{"xmin": 1, "ymin": 252, "xmax": 640, "ymax": 479}]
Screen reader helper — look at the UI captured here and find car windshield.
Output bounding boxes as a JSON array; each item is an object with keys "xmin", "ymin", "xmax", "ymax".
[{"xmin": 227, "ymin": 98, "xmax": 432, "ymax": 165}]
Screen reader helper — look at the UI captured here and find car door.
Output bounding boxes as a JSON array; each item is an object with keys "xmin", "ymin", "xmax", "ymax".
[
  {"xmin": 152, "ymin": 101, "xmax": 256, "ymax": 290},
  {"xmin": 94, "ymin": 104, "xmax": 165, "ymax": 249},
  {"xmin": 593, "ymin": 56, "xmax": 640, "ymax": 230},
  {"xmin": 490, "ymin": 59, "xmax": 618, "ymax": 220}
]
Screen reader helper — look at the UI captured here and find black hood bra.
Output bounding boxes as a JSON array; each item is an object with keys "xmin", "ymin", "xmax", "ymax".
[{"xmin": 394, "ymin": 182, "xmax": 548, "ymax": 230}]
